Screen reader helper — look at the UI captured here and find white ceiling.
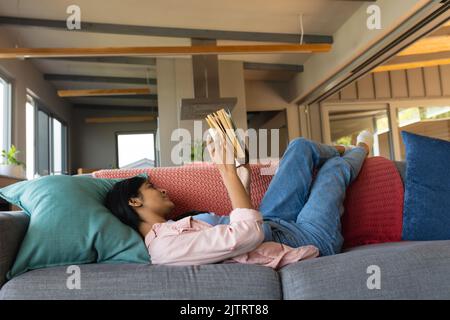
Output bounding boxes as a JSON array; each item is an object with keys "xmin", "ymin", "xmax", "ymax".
[
  {"xmin": 0, "ymin": 0, "xmax": 363, "ymax": 34},
  {"xmin": 30, "ymin": 59, "xmax": 157, "ymax": 78},
  {"xmin": 0, "ymin": 0, "xmax": 365, "ymax": 107}
]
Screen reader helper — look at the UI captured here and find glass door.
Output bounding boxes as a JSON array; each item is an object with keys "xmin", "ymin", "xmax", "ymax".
[
  {"xmin": 322, "ymin": 104, "xmax": 394, "ymax": 159},
  {"xmin": 396, "ymin": 105, "xmax": 450, "ymax": 160}
]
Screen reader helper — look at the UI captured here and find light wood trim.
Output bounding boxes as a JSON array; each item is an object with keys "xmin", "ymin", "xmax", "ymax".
[
  {"xmin": 85, "ymin": 115, "xmax": 155, "ymax": 124},
  {"xmin": 398, "ymin": 36, "xmax": 450, "ymax": 56},
  {"xmin": 372, "ymin": 57, "xmax": 450, "ymax": 72},
  {"xmin": 0, "ymin": 44, "xmax": 332, "ymax": 59},
  {"xmin": 58, "ymin": 87, "xmax": 151, "ymax": 97},
  {"xmin": 77, "ymin": 168, "xmax": 100, "ymax": 174}
]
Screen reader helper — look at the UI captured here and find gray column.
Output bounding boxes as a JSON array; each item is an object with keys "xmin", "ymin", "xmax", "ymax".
[
  {"xmin": 219, "ymin": 60, "xmax": 248, "ymax": 132},
  {"xmin": 156, "ymin": 58, "xmax": 194, "ymax": 166}
]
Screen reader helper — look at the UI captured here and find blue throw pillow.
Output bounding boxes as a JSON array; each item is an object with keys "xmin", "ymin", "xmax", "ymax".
[
  {"xmin": 401, "ymin": 131, "xmax": 450, "ymax": 240},
  {"xmin": 0, "ymin": 174, "xmax": 150, "ymax": 278}
]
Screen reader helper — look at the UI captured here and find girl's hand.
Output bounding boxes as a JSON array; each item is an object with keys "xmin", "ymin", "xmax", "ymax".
[
  {"xmin": 206, "ymin": 130, "xmax": 253, "ymax": 209},
  {"xmin": 206, "ymin": 130, "xmax": 237, "ymax": 175}
]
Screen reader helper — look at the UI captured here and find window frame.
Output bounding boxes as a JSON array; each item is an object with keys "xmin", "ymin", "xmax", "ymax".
[
  {"xmin": 26, "ymin": 95, "xmax": 36, "ymax": 179},
  {"xmin": 0, "ymin": 72, "xmax": 12, "ymax": 154},
  {"xmin": 28, "ymin": 96, "xmax": 69, "ymax": 176},
  {"xmin": 115, "ymin": 130, "xmax": 157, "ymax": 169},
  {"xmin": 320, "ymin": 102, "xmax": 395, "ymax": 160},
  {"xmin": 52, "ymin": 117, "xmax": 65, "ymax": 175},
  {"xmin": 390, "ymin": 99, "xmax": 450, "ymax": 160},
  {"xmin": 320, "ymin": 97, "xmax": 450, "ymax": 161}
]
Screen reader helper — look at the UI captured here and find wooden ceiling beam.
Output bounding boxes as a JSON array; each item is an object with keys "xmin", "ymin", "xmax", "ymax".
[
  {"xmin": 79, "ymin": 94, "xmax": 158, "ymax": 100},
  {"xmin": 57, "ymin": 87, "xmax": 151, "ymax": 97},
  {"xmin": 0, "ymin": 44, "xmax": 332, "ymax": 59},
  {"xmin": 372, "ymin": 57, "xmax": 450, "ymax": 72},
  {"xmin": 85, "ymin": 115, "xmax": 155, "ymax": 124},
  {"xmin": 381, "ymin": 50, "xmax": 450, "ymax": 65},
  {"xmin": 73, "ymin": 104, "xmax": 157, "ymax": 113},
  {"xmin": 398, "ymin": 35, "xmax": 450, "ymax": 56}
]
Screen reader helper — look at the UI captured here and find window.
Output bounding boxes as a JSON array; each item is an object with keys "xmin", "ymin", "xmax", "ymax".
[
  {"xmin": 52, "ymin": 118, "xmax": 67, "ymax": 175},
  {"xmin": 116, "ymin": 132, "xmax": 155, "ymax": 168},
  {"xmin": 27, "ymin": 96, "xmax": 68, "ymax": 178},
  {"xmin": 26, "ymin": 97, "xmax": 35, "ymax": 180},
  {"xmin": 37, "ymin": 109, "xmax": 50, "ymax": 176},
  {"xmin": 53, "ymin": 118, "xmax": 63, "ymax": 174},
  {"xmin": 397, "ymin": 106, "xmax": 450, "ymax": 160},
  {"xmin": 322, "ymin": 103, "xmax": 450, "ymax": 161},
  {"xmin": 0, "ymin": 76, "xmax": 11, "ymax": 154},
  {"xmin": 328, "ymin": 108, "xmax": 393, "ymax": 159}
]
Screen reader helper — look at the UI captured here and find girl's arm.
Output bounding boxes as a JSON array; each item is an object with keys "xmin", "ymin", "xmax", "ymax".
[
  {"xmin": 148, "ymin": 208, "xmax": 264, "ymax": 265},
  {"xmin": 206, "ymin": 134, "xmax": 253, "ymax": 209},
  {"xmin": 220, "ymin": 168, "xmax": 253, "ymax": 209},
  {"xmin": 148, "ymin": 135, "xmax": 262, "ymax": 266},
  {"xmin": 236, "ymin": 163, "xmax": 251, "ymax": 195}
]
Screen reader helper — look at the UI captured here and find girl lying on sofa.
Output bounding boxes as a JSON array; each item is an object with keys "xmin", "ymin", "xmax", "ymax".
[{"xmin": 105, "ymin": 131, "xmax": 373, "ymax": 269}]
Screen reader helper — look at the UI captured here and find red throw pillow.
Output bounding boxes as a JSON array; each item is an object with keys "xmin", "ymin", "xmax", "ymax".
[{"xmin": 341, "ymin": 157, "xmax": 404, "ymax": 249}]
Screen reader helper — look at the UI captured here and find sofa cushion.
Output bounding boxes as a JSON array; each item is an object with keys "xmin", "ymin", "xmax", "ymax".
[
  {"xmin": 0, "ymin": 212, "xmax": 29, "ymax": 288},
  {"xmin": 401, "ymin": 131, "xmax": 450, "ymax": 241},
  {"xmin": 0, "ymin": 263, "xmax": 281, "ymax": 300},
  {"xmin": 280, "ymin": 240, "xmax": 450, "ymax": 299},
  {"xmin": 341, "ymin": 157, "xmax": 404, "ymax": 249},
  {"xmin": 393, "ymin": 161, "xmax": 406, "ymax": 185}
]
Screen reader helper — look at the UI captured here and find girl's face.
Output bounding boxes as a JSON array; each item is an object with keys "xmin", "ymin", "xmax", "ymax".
[{"xmin": 130, "ymin": 180, "xmax": 175, "ymax": 220}]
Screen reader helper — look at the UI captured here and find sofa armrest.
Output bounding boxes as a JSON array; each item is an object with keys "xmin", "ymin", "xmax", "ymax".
[{"xmin": 0, "ymin": 211, "xmax": 29, "ymax": 288}]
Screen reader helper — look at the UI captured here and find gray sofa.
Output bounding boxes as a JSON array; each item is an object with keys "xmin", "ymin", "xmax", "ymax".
[{"xmin": 1, "ymin": 162, "xmax": 450, "ymax": 300}]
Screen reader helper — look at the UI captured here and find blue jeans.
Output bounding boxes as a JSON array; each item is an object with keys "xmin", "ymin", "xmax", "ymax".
[{"xmin": 259, "ymin": 137, "xmax": 367, "ymax": 256}]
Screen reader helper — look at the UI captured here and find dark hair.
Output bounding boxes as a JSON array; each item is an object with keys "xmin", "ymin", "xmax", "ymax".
[
  {"xmin": 105, "ymin": 176, "xmax": 210, "ymax": 230},
  {"xmin": 105, "ymin": 176, "xmax": 147, "ymax": 232}
]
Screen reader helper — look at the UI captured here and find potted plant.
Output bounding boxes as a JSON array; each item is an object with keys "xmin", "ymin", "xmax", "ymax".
[
  {"xmin": 191, "ymin": 139, "xmax": 206, "ymax": 162},
  {"xmin": 0, "ymin": 145, "xmax": 26, "ymax": 179},
  {"xmin": 181, "ymin": 139, "xmax": 207, "ymax": 166}
]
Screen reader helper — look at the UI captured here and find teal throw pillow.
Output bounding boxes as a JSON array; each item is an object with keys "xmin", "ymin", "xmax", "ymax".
[{"xmin": 0, "ymin": 174, "xmax": 150, "ymax": 278}]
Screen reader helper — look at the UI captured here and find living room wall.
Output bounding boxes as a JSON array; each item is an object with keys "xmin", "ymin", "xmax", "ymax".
[
  {"xmin": 71, "ymin": 108, "xmax": 157, "ymax": 173},
  {"xmin": 245, "ymin": 80, "xmax": 300, "ymax": 140},
  {"xmin": 0, "ymin": 28, "xmax": 73, "ymax": 172}
]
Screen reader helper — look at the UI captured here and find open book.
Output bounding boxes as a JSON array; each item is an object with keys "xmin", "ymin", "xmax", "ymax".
[{"xmin": 205, "ymin": 108, "xmax": 249, "ymax": 166}]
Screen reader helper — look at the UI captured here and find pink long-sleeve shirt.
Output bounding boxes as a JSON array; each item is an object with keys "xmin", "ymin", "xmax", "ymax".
[{"xmin": 145, "ymin": 208, "xmax": 319, "ymax": 269}]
